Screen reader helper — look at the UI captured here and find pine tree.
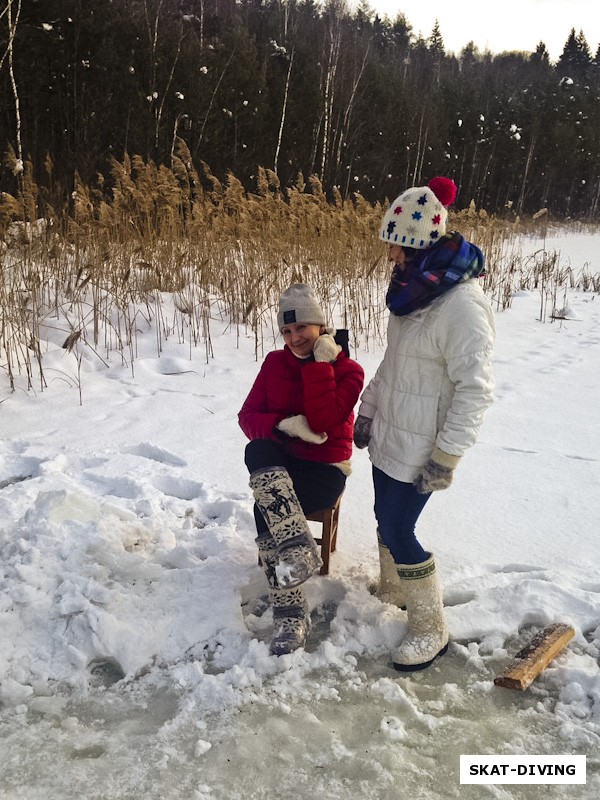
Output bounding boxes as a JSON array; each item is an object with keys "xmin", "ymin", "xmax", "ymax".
[
  {"xmin": 428, "ymin": 20, "xmax": 445, "ymax": 87},
  {"xmin": 530, "ymin": 41, "xmax": 550, "ymax": 67},
  {"xmin": 2, "ymin": 0, "xmax": 600, "ymax": 216},
  {"xmin": 557, "ymin": 28, "xmax": 592, "ymax": 78},
  {"xmin": 428, "ymin": 20, "xmax": 445, "ymax": 59}
]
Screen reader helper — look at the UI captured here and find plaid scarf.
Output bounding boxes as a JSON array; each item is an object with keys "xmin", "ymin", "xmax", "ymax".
[{"xmin": 386, "ymin": 232, "xmax": 485, "ymax": 317}]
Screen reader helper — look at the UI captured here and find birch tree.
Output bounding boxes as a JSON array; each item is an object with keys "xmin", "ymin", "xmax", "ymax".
[
  {"xmin": 1, "ymin": 0, "xmax": 23, "ymax": 174},
  {"xmin": 143, "ymin": 0, "xmax": 185, "ymax": 156}
]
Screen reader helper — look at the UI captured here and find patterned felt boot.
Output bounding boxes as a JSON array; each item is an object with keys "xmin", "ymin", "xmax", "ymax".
[
  {"xmin": 256, "ymin": 534, "xmax": 279, "ymax": 590},
  {"xmin": 392, "ymin": 553, "xmax": 449, "ymax": 671},
  {"xmin": 374, "ymin": 530, "xmax": 405, "ymax": 609},
  {"xmin": 270, "ymin": 585, "xmax": 311, "ymax": 656},
  {"xmin": 250, "ymin": 467, "xmax": 322, "ymax": 588}
]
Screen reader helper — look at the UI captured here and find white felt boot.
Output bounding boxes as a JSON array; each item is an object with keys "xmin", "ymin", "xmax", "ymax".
[
  {"xmin": 392, "ymin": 554, "xmax": 449, "ymax": 671},
  {"xmin": 374, "ymin": 532, "xmax": 405, "ymax": 608}
]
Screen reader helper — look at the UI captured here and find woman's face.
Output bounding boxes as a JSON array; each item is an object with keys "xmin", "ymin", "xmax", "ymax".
[
  {"xmin": 281, "ymin": 322, "xmax": 325, "ymax": 358},
  {"xmin": 387, "ymin": 244, "xmax": 416, "ymax": 270}
]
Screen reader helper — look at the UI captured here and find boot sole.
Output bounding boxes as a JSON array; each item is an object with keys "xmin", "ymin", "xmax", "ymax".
[
  {"xmin": 270, "ymin": 639, "xmax": 307, "ymax": 656},
  {"xmin": 392, "ymin": 642, "xmax": 449, "ymax": 672}
]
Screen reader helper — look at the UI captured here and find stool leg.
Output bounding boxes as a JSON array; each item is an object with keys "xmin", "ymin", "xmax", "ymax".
[
  {"xmin": 319, "ymin": 509, "xmax": 333, "ymax": 575},
  {"xmin": 330, "ymin": 503, "xmax": 340, "ymax": 552}
]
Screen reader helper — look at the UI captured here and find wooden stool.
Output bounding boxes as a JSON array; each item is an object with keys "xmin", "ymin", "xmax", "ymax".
[
  {"xmin": 306, "ymin": 493, "xmax": 343, "ymax": 576},
  {"xmin": 257, "ymin": 494, "xmax": 343, "ymax": 576}
]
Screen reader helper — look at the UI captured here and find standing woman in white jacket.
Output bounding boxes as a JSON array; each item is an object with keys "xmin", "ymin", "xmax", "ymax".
[{"xmin": 354, "ymin": 177, "xmax": 495, "ymax": 672}]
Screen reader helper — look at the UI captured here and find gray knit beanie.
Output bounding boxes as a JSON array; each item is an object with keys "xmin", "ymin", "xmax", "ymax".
[{"xmin": 277, "ymin": 284, "xmax": 326, "ymax": 329}]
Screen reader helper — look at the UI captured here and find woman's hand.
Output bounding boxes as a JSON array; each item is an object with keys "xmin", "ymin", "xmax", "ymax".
[
  {"xmin": 313, "ymin": 334, "xmax": 342, "ymax": 363},
  {"xmin": 413, "ymin": 447, "xmax": 460, "ymax": 494},
  {"xmin": 353, "ymin": 414, "xmax": 373, "ymax": 449},
  {"xmin": 276, "ymin": 415, "xmax": 328, "ymax": 444}
]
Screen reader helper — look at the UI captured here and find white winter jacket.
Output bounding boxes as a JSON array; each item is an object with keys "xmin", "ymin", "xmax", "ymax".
[{"xmin": 358, "ymin": 279, "xmax": 495, "ymax": 482}]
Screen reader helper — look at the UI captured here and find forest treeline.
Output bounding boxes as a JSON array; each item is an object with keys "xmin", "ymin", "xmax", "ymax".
[{"xmin": 1, "ymin": 0, "xmax": 600, "ymax": 218}]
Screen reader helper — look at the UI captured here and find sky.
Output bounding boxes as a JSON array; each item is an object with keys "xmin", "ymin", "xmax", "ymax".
[
  {"xmin": 366, "ymin": 0, "xmax": 600, "ymax": 61},
  {"xmin": 1, "ymin": 231, "xmax": 600, "ymax": 797}
]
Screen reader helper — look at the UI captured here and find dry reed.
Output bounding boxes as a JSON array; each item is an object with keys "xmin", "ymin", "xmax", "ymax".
[{"xmin": 1, "ymin": 142, "xmax": 598, "ymax": 396}]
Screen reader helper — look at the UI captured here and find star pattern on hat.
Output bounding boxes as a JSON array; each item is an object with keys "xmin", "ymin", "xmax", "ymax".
[{"xmin": 381, "ymin": 183, "xmax": 449, "ymax": 249}]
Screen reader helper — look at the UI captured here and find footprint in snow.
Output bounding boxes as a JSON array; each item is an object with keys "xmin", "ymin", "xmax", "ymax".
[
  {"xmin": 579, "ymin": 582, "xmax": 600, "ymax": 594},
  {"xmin": 443, "ymin": 590, "xmax": 477, "ymax": 608},
  {"xmin": 0, "ymin": 474, "xmax": 33, "ymax": 489},
  {"xmin": 501, "ymin": 446, "xmax": 537, "ymax": 455},
  {"xmin": 491, "ymin": 563, "xmax": 546, "ymax": 575},
  {"xmin": 125, "ymin": 442, "xmax": 187, "ymax": 467},
  {"xmin": 151, "ymin": 474, "xmax": 205, "ymax": 501},
  {"xmin": 0, "ymin": 449, "xmax": 43, "ymax": 486}
]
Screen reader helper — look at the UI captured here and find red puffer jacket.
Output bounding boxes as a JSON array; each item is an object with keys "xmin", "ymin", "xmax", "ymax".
[{"xmin": 239, "ymin": 346, "xmax": 364, "ymax": 464}]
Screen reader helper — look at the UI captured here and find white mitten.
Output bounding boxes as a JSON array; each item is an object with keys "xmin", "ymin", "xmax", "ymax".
[
  {"xmin": 313, "ymin": 334, "xmax": 342, "ymax": 363},
  {"xmin": 277, "ymin": 415, "xmax": 328, "ymax": 444}
]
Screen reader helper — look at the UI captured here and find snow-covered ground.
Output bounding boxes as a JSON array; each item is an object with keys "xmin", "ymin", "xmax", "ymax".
[{"xmin": 1, "ymin": 232, "xmax": 599, "ymax": 799}]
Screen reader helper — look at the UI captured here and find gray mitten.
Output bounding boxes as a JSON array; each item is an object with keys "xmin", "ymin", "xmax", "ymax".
[
  {"xmin": 313, "ymin": 334, "xmax": 342, "ymax": 363},
  {"xmin": 413, "ymin": 447, "xmax": 460, "ymax": 494},
  {"xmin": 277, "ymin": 414, "xmax": 328, "ymax": 444},
  {"xmin": 353, "ymin": 414, "xmax": 373, "ymax": 449}
]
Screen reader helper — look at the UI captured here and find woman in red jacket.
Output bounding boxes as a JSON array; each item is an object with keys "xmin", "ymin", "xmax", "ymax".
[{"xmin": 239, "ymin": 284, "xmax": 364, "ymax": 656}]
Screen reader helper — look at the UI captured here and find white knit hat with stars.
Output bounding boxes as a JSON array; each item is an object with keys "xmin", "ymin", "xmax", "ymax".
[{"xmin": 379, "ymin": 177, "xmax": 457, "ymax": 250}]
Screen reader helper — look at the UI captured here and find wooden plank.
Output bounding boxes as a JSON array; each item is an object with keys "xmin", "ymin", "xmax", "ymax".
[{"xmin": 494, "ymin": 623, "xmax": 576, "ymax": 691}]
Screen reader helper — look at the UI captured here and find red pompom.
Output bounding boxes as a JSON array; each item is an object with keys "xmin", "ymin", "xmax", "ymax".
[{"xmin": 428, "ymin": 176, "xmax": 457, "ymax": 207}]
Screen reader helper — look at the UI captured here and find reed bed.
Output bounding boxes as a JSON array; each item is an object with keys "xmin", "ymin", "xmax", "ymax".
[{"xmin": 1, "ymin": 141, "xmax": 599, "ymax": 396}]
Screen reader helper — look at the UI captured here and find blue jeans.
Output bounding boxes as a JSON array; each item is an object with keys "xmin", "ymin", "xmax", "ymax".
[{"xmin": 372, "ymin": 466, "xmax": 431, "ymax": 565}]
